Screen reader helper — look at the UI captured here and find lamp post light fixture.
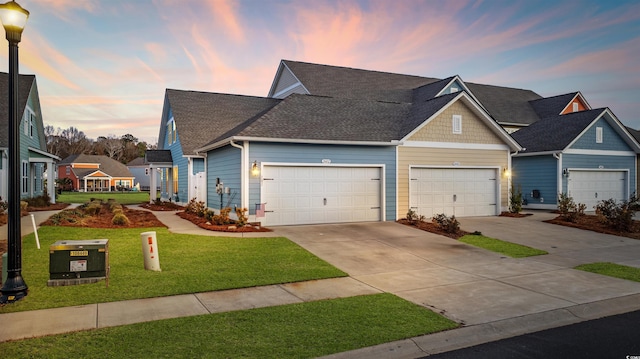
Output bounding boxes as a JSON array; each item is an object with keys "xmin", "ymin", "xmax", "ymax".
[{"xmin": 0, "ymin": 0, "xmax": 29, "ymax": 304}]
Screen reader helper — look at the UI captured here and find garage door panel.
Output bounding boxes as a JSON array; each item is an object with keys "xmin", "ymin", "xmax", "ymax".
[
  {"xmin": 263, "ymin": 166, "xmax": 382, "ymax": 226},
  {"xmin": 410, "ymin": 168, "xmax": 497, "ymax": 218},
  {"xmin": 568, "ymin": 170, "xmax": 626, "ymax": 210}
]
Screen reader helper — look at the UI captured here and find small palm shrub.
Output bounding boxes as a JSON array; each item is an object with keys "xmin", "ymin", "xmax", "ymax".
[
  {"xmin": 185, "ymin": 198, "xmax": 207, "ymax": 217},
  {"xmin": 235, "ymin": 207, "xmax": 248, "ymax": 227}
]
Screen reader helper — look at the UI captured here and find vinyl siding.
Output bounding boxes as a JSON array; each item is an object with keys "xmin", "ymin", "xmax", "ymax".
[
  {"xmin": 512, "ymin": 155, "xmax": 558, "ymax": 206},
  {"xmin": 398, "ymin": 146, "xmax": 509, "ymax": 218},
  {"xmin": 206, "ymin": 144, "xmax": 241, "ymax": 211},
  {"xmin": 571, "ymin": 118, "xmax": 630, "ymax": 151},
  {"xmin": 162, "ymin": 120, "xmax": 188, "ymax": 203},
  {"xmin": 272, "ymin": 67, "xmax": 303, "ymax": 98},
  {"xmin": 408, "ymin": 101, "xmax": 504, "ymax": 145},
  {"xmin": 247, "ymin": 142, "xmax": 396, "ymax": 220}
]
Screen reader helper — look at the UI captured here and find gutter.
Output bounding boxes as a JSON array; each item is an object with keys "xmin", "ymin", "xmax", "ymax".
[
  {"xmin": 229, "ymin": 140, "xmax": 249, "ymax": 212},
  {"xmin": 196, "ymin": 136, "xmax": 400, "ymax": 154}
]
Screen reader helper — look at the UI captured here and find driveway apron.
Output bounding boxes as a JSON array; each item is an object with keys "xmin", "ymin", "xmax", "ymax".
[{"xmin": 273, "ymin": 215, "xmax": 640, "ymax": 326}]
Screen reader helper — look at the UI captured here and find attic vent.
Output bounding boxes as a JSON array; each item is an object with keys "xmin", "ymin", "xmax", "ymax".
[
  {"xmin": 452, "ymin": 115, "xmax": 462, "ymax": 134},
  {"xmin": 596, "ymin": 127, "xmax": 603, "ymax": 143},
  {"xmin": 450, "ymin": 87, "xmax": 459, "ymax": 94},
  {"xmin": 572, "ymin": 102, "xmax": 579, "ymax": 112}
]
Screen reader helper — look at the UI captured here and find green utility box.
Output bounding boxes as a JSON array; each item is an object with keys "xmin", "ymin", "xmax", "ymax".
[{"xmin": 48, "ymin": 239, "xmax": 109, "ymax": 286}]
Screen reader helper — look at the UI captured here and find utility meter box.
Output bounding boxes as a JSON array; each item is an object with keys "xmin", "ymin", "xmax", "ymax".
[{"xmin": 48, "ymin": 239, "xmax": 109, "ymax": 286}]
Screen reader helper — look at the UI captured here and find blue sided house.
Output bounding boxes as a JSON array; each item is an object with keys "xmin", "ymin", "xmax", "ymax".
[
  {"xmin": 511, "ymin": 106, "xmax": 640, "ymax": 210},
  {"xmin": 151, "ymin": 60, "xmax": 522, "ymax": 226},
  {"xmin": 0, "ymin": 73, "xmax": 59, "ymax": 203}
]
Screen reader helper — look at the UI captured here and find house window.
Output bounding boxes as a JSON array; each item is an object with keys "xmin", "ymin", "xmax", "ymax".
[
  {"xmin": 21, "ymin": 161, "xmax": 28, "ymax": 194},
  {"xmin": 596, "ymin": 127, "xmax": 603, "ymax": 143},
  {"xmin": 172, "ymin": 166, "xmax": 179, "ymax": 194},
  {"xmin": 452, "ymin": 115, "xmax": 462, "ymax": 134},
  {"xmin": 167, "ymin": 118, "xmax": 177, "ymax": 145},
  {"xmin": 573, "ymin": 102, "xmax": 579, "ymax": 112},
  {"xmin": 29, "ymin": 113, "xmax": 35, "ymax": 138}
]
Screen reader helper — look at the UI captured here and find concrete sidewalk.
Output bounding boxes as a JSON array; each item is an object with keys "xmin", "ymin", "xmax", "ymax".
[{"xmin": 2, "ymin": 208, "xmax": 640, "ymax": 359}]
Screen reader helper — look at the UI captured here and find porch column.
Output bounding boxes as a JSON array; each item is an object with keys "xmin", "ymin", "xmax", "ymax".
[
  {"xmin": 47, "ymin": 162, "xmax": 55, "ymax": 204},
  {"xmin": 149, "ymin": 166, "xmax": 156, "ymax": 204},
  {"xmin": 83, "ymin": 178, "xmax": 87, "ymax": 192}
]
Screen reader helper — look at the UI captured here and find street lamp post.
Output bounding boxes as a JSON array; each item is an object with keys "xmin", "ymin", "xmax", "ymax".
[{"xmin": 0, "ymin": 0, "xmax": 29, "ymax": 304}]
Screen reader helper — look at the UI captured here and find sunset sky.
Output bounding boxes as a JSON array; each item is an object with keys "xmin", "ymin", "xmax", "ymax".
[{"xmin": 3, "ymin": 0, "xmax": 639, "ymax": 145}]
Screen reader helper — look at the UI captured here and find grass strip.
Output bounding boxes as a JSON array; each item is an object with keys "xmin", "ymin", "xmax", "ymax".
[
  {"xmin": 575, "ymin": 262, "xmax": 640, "ymax": 282},
  {"xmin": 1, "ymin": 226, "xmax": 346, "ymax": 313},
  {"xmin": 0, "ymin": 294, "xmax": 458, "ymax": 358},
  {"xmin": 459, "ymin": 234, "xmax": 548, "ymax": 258},
  {"xmin": 56, "ymin": 191, "xmax": 150, "ymax": 204}
]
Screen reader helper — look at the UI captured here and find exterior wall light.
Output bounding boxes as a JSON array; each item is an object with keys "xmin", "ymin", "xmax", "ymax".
[{"xmin": 251, "ymin": 161, "xmax": 260, "ymax": 177}]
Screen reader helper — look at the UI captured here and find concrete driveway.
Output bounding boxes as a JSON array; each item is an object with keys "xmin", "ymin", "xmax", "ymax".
[{"xmin": 274, "ymin": 213, "xmax": 640, "ymax": 326}]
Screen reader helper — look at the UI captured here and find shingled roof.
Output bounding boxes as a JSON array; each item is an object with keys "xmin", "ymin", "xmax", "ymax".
[
  {"xmin": 510, "ymin": 109, "xmax": 605, "ymax": 153},
  {"xmin": 165, "ymin": 89, "xmax": 280, "ymax": 155},
  {"xmin": 59, "ymin": 154, "xmax": 133, "ymax": 178},
  {"xmin": 466, "ymin": 82, "xmax": 542, "ymax": 125},
  {"xmin": 281, "ymin": 60, "xmax": 440, "ymax": 103},
  {"xmin": 0, "ymin": 73, "xmax": 36, "ymax": 148},
  {"xmin": 529, "ymin": 92, "xmax": 579, "ymax": 119}
]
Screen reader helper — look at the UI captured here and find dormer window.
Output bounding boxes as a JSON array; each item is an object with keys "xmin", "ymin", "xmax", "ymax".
[{"xmin": 596, "ymin": 127, "xmax": 603, "ymax": 143}]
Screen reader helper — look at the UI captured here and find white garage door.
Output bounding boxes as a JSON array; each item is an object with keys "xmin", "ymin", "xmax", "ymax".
[
  {"xmin": 410, "ymin": 168, "xmax": 498, "ymax": 218},
  {"xmin": 262, "ymin": 166, "xmax": 382, "ymax": 226},
  {"xmin": 568, "ymin": 170, "xmax": 626, "ymax": 210}
]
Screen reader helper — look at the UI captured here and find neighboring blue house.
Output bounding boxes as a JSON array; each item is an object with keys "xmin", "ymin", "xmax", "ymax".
[
  {"xmin": 511, "ymin": 107, "xmax": 640, "ymax": 210},
  {"xmin": 0, "ymin": 73, "xmax": 59, "ymax": 203},
  {"xmin": 126, "ymin": 157, "xmax": 151, "ymax": 190}
]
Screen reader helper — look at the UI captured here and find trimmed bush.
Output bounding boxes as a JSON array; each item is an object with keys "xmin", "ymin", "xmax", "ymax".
[
  {"xmin": 595, "ymin": 194, "xmax": 640, "ymax": 232},
  {"xmin": 112, "ymin": 212, "xmax": 130, "ymax": 226},
  {"xmin": 557, "ymin": 193, "xmax": 585, "ymax": 222},
  {"xmin": 432, "ymin": 213, "xmax": 460, "ymax": 233}
]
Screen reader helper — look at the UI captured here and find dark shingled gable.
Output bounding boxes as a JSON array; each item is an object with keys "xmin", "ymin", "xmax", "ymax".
[
  {"xmin": 166, "ymin": 89, "xmax": 280, "ymax": 155},
  {"xmin": 529, "ymin": 92, "xmax": 579, "ymax": 119},
  {"xmin": 511, "ymin": 109, "xmax": 604, "ymax": 153},
  {"xmin": 0, "ymin": 73, "xmax": 35, "ymax": 148},
  {"xmin": 234, "ymin": 94, "xmax": 411, "ymax": 142},
  {"xmin": 466, "ymin": 82, "xmax": 542, "ymax": 125},
  {"xmin": 145, "ymin": 150, "xmax": 172, "ymax": 164},
  {"xmin": 282, "ymin": 60, "xmax": 440, "ymax": 103}
]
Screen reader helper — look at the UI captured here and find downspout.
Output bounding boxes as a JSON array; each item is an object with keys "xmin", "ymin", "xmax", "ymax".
[
  {"xmin": 553, "ymin": 152, "xmax": 562, "ymax": 197},
  {"xmin": 229, "ymin": 140, "xmax": 248, "ymax": 212}
]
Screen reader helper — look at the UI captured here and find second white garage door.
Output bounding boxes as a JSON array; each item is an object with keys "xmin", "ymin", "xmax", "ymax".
[
  {"xmin": 410, "ymin": 167, "xmax": 498, "ymax": 218},
  {"xmin": 568, "ymin": 170, "xmax": 626, "ymax": 210},
  {"xmin": 261, "ymin": 165, "xmax": 382, "ymax": 226}
]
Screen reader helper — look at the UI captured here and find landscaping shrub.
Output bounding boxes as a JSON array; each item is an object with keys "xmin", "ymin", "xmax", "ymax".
[
  {"xmin": 20, "ymin": 201, "xmax": 28, "ymax": 212},
  {"xmin": 557, "ymin": 193, "xmax": 585, "ymax": 222},
  {"xmin": 0, "ymin": 198, "xmax": 6, "ymax": 215},
  {"xmin": 213, "ymin": 207, "xmax": 232, "ymax": 225},
  {"xmin": 406, "ymin": 209, "xmax": 426, "ymax": 225},
  {"xmin": 509, "ymin": 184, "xmax": 523, "ymax": 214},
  {"xmin": 595, "ymin": 194, "xmax": 640, "ymax": 232},
  {"xmin": 432, "ymin": 213, "xmax": 460, "ymax": 233},
  {"xmin": 235, "ymin": 207, "xmax": 248, "ymax": 227},
  {"xmin": 84, "ymin": 201, "xmax": 103, "ymax": 216},
  {"xmin": 112, "ymin": 212, "xmax": 130, "ymax": 226},
  {"xmin": 25, "ymin": 193, "xmax": 52, "ymax": 208},
  {"xmin": 185, "ymin": 198, "xmax": 207, "ymax": 217}
]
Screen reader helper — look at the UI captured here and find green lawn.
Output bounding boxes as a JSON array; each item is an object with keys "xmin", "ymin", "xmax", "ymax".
[
  {"xmin": 1, "ymin": 226, "xmax": 347, "ymax": 313},
  {"xmin": 0, "ymin": 293, "xmax": 458, "ymax": 358},
  {"xmin": 459, "ymin": 234, "xmax": 548, "ymax": 258},
  {"xmin": 56, "ymin": 191, "xmax": 150, "ymax": 204},
  {"xmin": 575, "ymin": 262, "xmax": 640, "ymax": 282}
]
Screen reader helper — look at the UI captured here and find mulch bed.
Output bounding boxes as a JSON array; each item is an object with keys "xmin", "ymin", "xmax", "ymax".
[
  {"xmin": 139, "ymin": 202, "xmax": 184, "ymax": 211},
  {"xmin": 176, "ymin": 211, "xmax": 271, "ymax": 232},
  {"xmin": 544, "ymin": 214, "xmax": 640, "ymax": 240},
  {"xmin": 396, "ymin": 218, "xmax": 468, "ymax": 239},
  {"xmin": 40, "ymin": 205, "xmax": 167, "ymax": 229}
]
